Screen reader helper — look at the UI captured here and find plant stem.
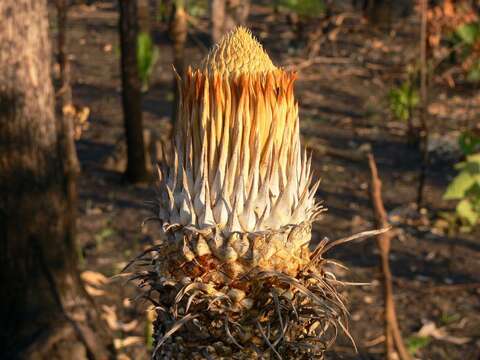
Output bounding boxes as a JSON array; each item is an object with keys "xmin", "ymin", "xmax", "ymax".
[{"xmin": 417, "ymin": 0, "xmax": 429, "ymax": 207}]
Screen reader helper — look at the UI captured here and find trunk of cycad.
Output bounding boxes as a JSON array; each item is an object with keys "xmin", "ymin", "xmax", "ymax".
[{"xmin": 130, "ymin": 27, "xmax": 354, "ymax": 359}]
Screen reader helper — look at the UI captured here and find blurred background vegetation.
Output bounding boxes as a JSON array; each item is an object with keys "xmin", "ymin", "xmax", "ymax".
[{"xmin": 0, "ymin": 0, "xmax": 479, "ymax": 359}]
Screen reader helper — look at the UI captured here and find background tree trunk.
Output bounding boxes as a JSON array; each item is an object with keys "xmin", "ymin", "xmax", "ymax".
[
  {"xmin": 0, "ymin": 1, "xmax": 113, "ymax": 358},
  {"xmin": 211, "ymin": 0, "xmax": 226, "ymax": 43},
  {"xmin": 56, "ymin": 0, "xmax": 73, "ymax": 107},
  {"xmin": 55, "ymin": 0, "xmax": 81, "ymax": 242},
  {"xmin": 119, "ymin": 0, "xmax": 149, "ymax": 183},
  {"xmin": 210, "ymin": 0, "xmax": 250, "ymax": 43},
  {"xmin": 138, "ymin": 0, "xmax": 151, "ymax": 34},
  {"xmin": 353, "ymin": 0, "xmax": 413, "ymax": 28},
  {"xmin": 170, "ymin": 0, "xmax": 187, "ymax": 125}
]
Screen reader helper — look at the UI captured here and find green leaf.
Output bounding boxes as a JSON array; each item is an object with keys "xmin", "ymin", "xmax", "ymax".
[
  {"xmin": 459, "ymin": 131, "xmax": 480, "ymax": 155},
  {"xmin": 467, "ymin": 63, "xmax": 480, "ymax": 82},
  {"xmin": 456, "ymin": 199, "xmax": 478, "ymax": 226},
  {"xmin": 454, "ymin": 160, "xmax": 469, "ymax": 171},
  {"xmin": 145, "ymin": 313, "xmax": 154, "ymax": 350},
  {"xmin": 94, "ymin": 227, "xmax": 115, "ymax": 246},
  {"xmin": 438, "ymin": 211, "xmax": 457, "ymax": 223},
  {"xmin": 464, "ymin": 163, "xmax": 480, "ymax": 179},
  {"xmin": 410, "ymin": 90, "xmax": 419, "ymax": 107},
  {"xmin": 406, "ymin": 335, "xmax": 431, "ymax": 355},
  {"xmin": 467, "ymin": 152, "xmax": 480, "ymax": 165},
  {"xmin": 445, "ymin": 151, "xmax": 480, "ymax": 230},
  {"xmin": 444, "ymin": 171, "xmax": 476, "ymax": 199},
  {"xmin": 277, "ymin": 0, "xmax": 325, "ymax": 18},
  {"xmin": 388, "ymin": 81, "xmax": 418, "ymax": 122},
  {"xmin": 186, "ymin": 0, "xmax": 207, "ymax": 17},
  {"xmin": 137, "ymin": 32, "xmax": 158, "ymax": 90},
  {"xmin": 459, "ymin": 224, "xmax": 473, "ymax": 233},
  {"xmin": 455, "ymin": 22, "xmax": 480, "ymax": 45},
  {"xmin": 463, "ymin": 154, "xmax": 480, "ymax": 185},
  {"xmin": 467, "ymin": 183, "xmax": 480, "ymax": 199},
  {"xmin": 440, "ymin": 312, "xmax": 461, "ymax": 326}
]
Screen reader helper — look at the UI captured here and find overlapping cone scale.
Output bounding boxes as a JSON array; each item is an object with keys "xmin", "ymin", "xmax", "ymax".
[{"xmin": 202, "ymin": 26, "xmax": 276, "ymax": 76}]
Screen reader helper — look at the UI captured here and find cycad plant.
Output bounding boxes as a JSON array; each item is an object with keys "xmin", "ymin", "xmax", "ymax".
[{"xmin": 131, "ymin": 27, "xmax": 362, "ymax": 359}]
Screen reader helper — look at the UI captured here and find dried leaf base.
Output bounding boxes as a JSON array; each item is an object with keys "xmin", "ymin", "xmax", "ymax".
[{"xmin": 133, "ymin": 223, "xmax": 351, "ymax": 359}]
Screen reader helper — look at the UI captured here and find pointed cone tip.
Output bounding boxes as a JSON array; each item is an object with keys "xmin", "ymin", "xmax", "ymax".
[{"xmin": 202, "ymin": 26, "xmax": 277, "ymax": 75}]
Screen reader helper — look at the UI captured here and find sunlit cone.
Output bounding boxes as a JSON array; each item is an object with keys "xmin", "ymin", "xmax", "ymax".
[{"xmin": 131, "ymin": 27, "xmax": 355, "ymax": 359}]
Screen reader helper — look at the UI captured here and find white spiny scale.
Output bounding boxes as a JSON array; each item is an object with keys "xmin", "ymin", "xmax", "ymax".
[
  {"xmin": 180, "ymin": 167, "xmax": 196, "ymax": 225},
  {"xmin": 253, "ymin": 158, "xmax": 269, "ymax": 218},
  {"xmin": 183, "ymin": 121, "xmax": 195, "ymax": 195},
  {"xmin": 236, "ymin": 175, "xmax": 251, "ymax": 231},
  {"xmin": 178, "ymin": 197, "xmax": 191, "ymax": 226},
  {"xmin": 232, "ymin": 172, "xmax": 245, "ymax": 227},
  {"xmin": 165, "ymin": 184, "xmax": 180, "ymax": 224},
  {"xmin": 240, "ymin": 136, "xmax": 260, "ymax": 231},
  {"xmin": 207, "ymin": 91, "xmax": 217, "ymax": 189},
  {"xmin": 225, "ymin": 110, "xmax": 241, "ymax": 197},
  {"xmin": 255, "ymin": 200, "xmax": 271, "ymax": 231},
  {"xmin": 268, "ymin": 146, "xmax": 280, "ymax": 201},
  {"xmin": 307, "ymin": 179, "xmax": 322, "ymax": 217},
  {"xmin": 212, "ymin": 76, "xmax": 223, "ymax": 149},
  {"xmin": 202, "ymin": 152, "xmax": 216, "ymax": 227},
  {"xmin": 168, "ymin": 143, "xmax": 179, "ymax": 195},
  {"xmin": 225, "ymin": 190, "xmax": 243, "ymax": 234},
  {"xmin": 284, "ymin": 161, "xmax": 298, "ymax": 214},
  {"xmin": 157, "ymin": 26, "xmax": 321, "ymax": 235},
  {"xmin": 290, "ymin": 172, "xmax": 312, "ymax": 224},
  {"xmin": 212, "ymin": 194, "xmax": 230, "ymax": 227},
  {"xmin": 277, "ymin": 127, "xmax": 290, "ymax": 190},
  {"xmin": 192, "ymin": 143, "xmax": 204, "ymax": 212},
  {"xmin": 211, "ymin": 152, "xmax": 230, "ymax": 226},
  {"xmin": 297, "ymin": 149, "xmax": 309, "ymax": 197},
  {"xmin": 211, "ymin": 112, "xmax": 229, "ymax": 198}
]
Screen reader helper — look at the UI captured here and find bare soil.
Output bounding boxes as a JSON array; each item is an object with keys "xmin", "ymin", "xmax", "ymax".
[{"xmin": 54, "ymin": 1, "xmax": 480, "ymax": 359}]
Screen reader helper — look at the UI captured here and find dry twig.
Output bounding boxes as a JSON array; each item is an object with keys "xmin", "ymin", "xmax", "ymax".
[
  {"xmin": 417, "ymin": 0, "xmax": 430, "ymax": 206},
  {"xmin": 368, "ymin": 153, "xmax": 411, "ymax": 360}
]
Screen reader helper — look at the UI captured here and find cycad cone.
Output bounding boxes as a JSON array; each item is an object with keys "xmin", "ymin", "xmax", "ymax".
[{"xmin": 140, "ymin": 28, "xmax": 348, "ymax": 359}]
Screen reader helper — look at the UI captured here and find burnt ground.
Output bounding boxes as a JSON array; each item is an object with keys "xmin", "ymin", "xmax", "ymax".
[{"xmin": 52, "ymin": 1, "xmax": 480, "ymax": 359}]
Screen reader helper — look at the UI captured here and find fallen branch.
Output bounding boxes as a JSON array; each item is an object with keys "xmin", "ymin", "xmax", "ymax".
[
  {"xmin": 284, "ymin": 56, "xmax": 352, "ymax": 72},
  {"xmin": 368, "ymin": 153, "xmax": 412, "ymax": 360},
  {"xmin": 304, "ymin": 139, "xmax": 368, "ymax": 163},
  {"xmin": 394, "ymin": 279, "xmax": 480, "ymax": 293}
]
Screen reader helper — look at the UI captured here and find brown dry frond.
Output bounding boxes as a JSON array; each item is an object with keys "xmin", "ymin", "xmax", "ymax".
[{"xmin": 127, "ymin": 225, "xmax": 381, "ymax": 359}]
